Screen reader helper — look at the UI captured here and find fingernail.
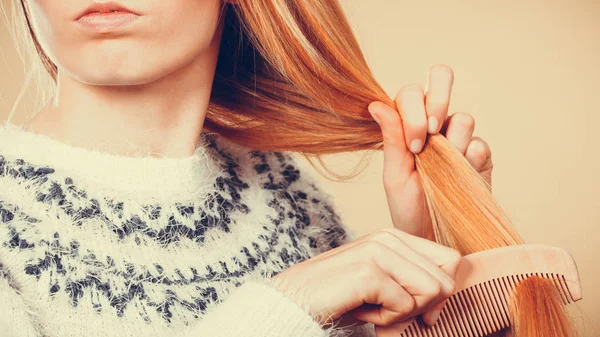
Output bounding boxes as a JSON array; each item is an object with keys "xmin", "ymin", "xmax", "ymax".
[
  {"xmin": 410, "ymin": 139, "xmax": 423, "ymax": 153},
  {"xmin": 428, "ymin": 116, "xmax": 439, "ymax": 134},
  {"xmin": 430, "ymin": 309, "xmax": 441, "ymax": 325}
]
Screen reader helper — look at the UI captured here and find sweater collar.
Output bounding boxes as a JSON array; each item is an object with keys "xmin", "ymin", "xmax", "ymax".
[{"xmin": 0, "ymin": 122, "xmax": 224, "ymax": 203}]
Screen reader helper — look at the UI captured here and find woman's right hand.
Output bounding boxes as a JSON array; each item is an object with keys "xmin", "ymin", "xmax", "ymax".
[{"xmin": 266, "ymin": 228, "xmax": 462, "ymax": 328}]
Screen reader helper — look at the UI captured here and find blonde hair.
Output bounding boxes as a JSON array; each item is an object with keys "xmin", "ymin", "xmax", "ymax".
[{"xmin": 9, "ymin": 0, "xmax": 577, "ymax": 335}]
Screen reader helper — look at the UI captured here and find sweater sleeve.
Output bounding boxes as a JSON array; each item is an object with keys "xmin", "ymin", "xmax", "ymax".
[
  {"xmin": 0, "ymin": 268, "xmax": 333, "ymax": 337},
  {"xmin": 181, "ymin": 279, "xmax": 336, "ymax": 337},
  {"xmin": 0, "ymin": 273, "xmax": 353, "ymax": 337}
]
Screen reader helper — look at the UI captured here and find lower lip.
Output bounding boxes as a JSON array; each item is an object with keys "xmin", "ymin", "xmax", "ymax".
[{"xmin": 76, "ymin": 11, "xmax": 139, "ymax": 32}]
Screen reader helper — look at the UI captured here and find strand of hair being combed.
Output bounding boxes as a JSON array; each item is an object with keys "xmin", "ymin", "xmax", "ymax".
[{"xmin": 416, "ymin": 134, "xmax": 576, "ymax": 336}]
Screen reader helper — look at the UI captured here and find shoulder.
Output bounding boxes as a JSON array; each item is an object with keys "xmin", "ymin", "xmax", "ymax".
[
  {"xmin": 252, "ymin": 149, "xmax": 358, "ymax": 252},
  {"xmin": 199, "ymin": 133, "xmax": 358, "ymax": 250},
  {"xmin": 0, "ymin": 151, "xmax": 47, "ymax": 255}
]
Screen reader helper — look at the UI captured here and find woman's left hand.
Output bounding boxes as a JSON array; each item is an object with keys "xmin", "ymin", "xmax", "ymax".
[{"xmin": 367, "ymin": 64, "xmax": 493, "ymax": 238}]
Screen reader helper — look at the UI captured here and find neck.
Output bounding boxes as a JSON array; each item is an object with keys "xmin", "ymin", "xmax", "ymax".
[{"xmin": 23, "ymin": 35, "xmax": 221, "ymax": 160}]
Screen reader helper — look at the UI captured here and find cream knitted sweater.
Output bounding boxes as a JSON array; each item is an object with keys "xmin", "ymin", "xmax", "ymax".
[{"xmin": 0, "ymin": 123, "xmax": 376, "ymax": 337}]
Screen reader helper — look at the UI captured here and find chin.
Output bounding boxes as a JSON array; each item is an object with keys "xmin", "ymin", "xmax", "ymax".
[
  {"xmin": 64, "ymin": 52, "xmax": 192, "ymax": 86},
  {"xmin": 73, "ymin": 67, "xmax": 164, "ymax": 86}
]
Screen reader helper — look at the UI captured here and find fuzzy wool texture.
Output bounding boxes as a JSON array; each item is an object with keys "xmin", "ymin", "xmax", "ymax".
[{"xmin": 0, "ymin": 122, "xmax": 376, "ymax": 337}]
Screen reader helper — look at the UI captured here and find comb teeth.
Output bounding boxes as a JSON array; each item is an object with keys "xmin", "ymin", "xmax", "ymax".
[{"xmin": 398, "ymin": 273, "xmax": 575, "ymax": 337}]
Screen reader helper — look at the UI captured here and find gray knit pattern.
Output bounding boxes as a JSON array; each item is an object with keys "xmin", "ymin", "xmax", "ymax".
[{"xmin": 0, "ymin": 129, "xmax": 360, "ymax": 337}]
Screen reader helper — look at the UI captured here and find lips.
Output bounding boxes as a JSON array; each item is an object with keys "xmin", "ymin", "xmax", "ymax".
[{"xmin": 75, "ymin": 1, "xmax": 139, "ymax": 21}]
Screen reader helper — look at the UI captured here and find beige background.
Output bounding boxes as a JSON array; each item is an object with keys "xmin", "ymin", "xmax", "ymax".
[{"xmin": 1, "ymin": 0, "xmax": 598, "ymax": 335}]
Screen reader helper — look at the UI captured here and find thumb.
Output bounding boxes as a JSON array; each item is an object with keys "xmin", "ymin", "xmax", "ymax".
[{"xmin": 368, "ymin": 101, "xmax": 414, "ymax": 186}]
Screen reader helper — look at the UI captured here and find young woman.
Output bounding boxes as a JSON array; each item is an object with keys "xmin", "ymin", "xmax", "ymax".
[{"xmin": 0, "ymin": 1, "xmax": 495, "ymax": 336}]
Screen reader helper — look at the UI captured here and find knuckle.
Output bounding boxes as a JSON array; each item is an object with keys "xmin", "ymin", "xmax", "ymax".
[
  {"xmin": 374, "ymin": 228, "xmax": 399, "ymax": 241},
  {"xmin": 363, "ymin": 240, "xmax": 387, "ymax": 257},
  {"xmin": 404, "ymin": 83, "xmax": 424, "ymax": 93},
  {"xmin": 473, "ymin": 136, "xmax": 489, "ymax": 147},
  {"xmin": 446, "ymin": 280, "xmax": 458, "ymax": 297},
  {"xmin": 378, "ymin": 114, "xmax": 402, "ymax": 134},
  {"xmin": 381, "ymin": 134, "xmax": 399, "ymax": 150},
  {"xmin": 429, "ymin": 280, "xmax": 444, "ymax": 297},
  {"xmin": 380, "ymin": 227, "xmax": 405, "ymax": 237},
  {"xmin": 380, "ymin": 295, "xmax": 415, "ymax": 326},
  {"xmin": 427, "ymin": 97, "xmax": 449, "ymax": 108},
  {"xmin": 397, "ymin": 295, "xmax": 416, "ymax": 318},
  {"xmin": 471, "ymin": 141, "xmax": 487, "ymax": 156},
  {"xmin": 356, "ymin": 261, "xmax": 380, "ymax": 284},
  {"xmin": 385, "ymin": 118, "xmax": 403, "ymax": 135},
  {"xmin": 447, "ymin": 248, "xmax": 463, "ymax": 265},
  {"xmin": 396, "ymin": 84, "xmax": 423, "ymax": 99},
  {"xmin": 380, "ymin": 313, "xmax": 399, "ymax": 326},
  {"xmin": 470, "ymin": 139, "xmax": 490, "ymax": 157},
  {"xmin": 443, "ymin": 248, "xmax": 463, "ymax": 269},
  {"xmin": 379, "ymin": 318, "xmax": 394, "ymax": 327},
  {"xmin": 453, "ymin": 112, "xmax": 475, "ymax": 129}
]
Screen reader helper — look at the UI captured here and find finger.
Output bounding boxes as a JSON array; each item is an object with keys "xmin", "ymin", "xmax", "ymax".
[
  {"xmin": 384, "ymin": 228, "xmax": 463, "ymax": 281},
  {"xmin": 422, "ymin": 298, "xmax": 449, "ymax": 326},
  {"xmin": 351, "ymin": 273, "xmax": 415, "ymax": 326},
  {"xmin": 394, "ymin": 84, "xmax": 427, "ymax": 154},
  {"xmin": 309, "ymin": 232, "xmax": 457, "ymax": 326},
  {"xmin": 366, "ymin": 242, "xmax": 447, "ymax": 317},
  {"xmin": 368, "ymin": 101, "xmax": 414, "ymax": 186},
  {"xmin": 443, "ymin": 112, "xmax": 475, "ymax": 155},
  {"xmin": 335, "ymin": 311, "xmax": 369, "ymax": 328},
  {"xmin": 465, "ymin": 136, "xmax": 493, "ymax": 187},
  {"xmin": 321, "ymin": 228, "xmax": 462, "ymax": 282},
  {"xmin": 327, "ymin": 238, "xmax": 448, "ymax": 312},
  {"xmin": 425, "ymin": 65, "xmax": 454, "ymax": 135},
  {"xmin": 368, "ymin": 232, "xmax": 456, "ymax": 325},
  {"xmin": 465, "ymin": 136, "xmax": 492, "ymax": 173},
  {"xmin": 368, "ymin": 230, "xmax": 455, "ymax": 295}
]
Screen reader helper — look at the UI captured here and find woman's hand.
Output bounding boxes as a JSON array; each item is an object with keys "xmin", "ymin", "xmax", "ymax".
[
  {"xmin": 267, "ymin": 228, "xmax": 462, "ymax": 327},
  {"xmin": 367, "ymin": 64, "xmax": 494, "ymax": 238}
]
